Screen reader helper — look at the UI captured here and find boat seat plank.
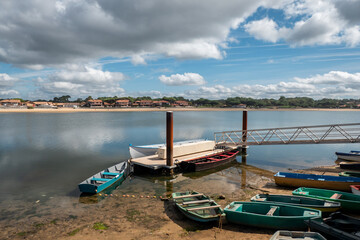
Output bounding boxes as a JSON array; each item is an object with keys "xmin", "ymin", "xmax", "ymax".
[
  {"xmin": 92, "ymin": 177, "xmax": 111, "ymax": 182},
  {"xmin": 173, "ymin": 193, "xmax": 204, "ymax": 199},
  {"xmin": 187, "ymin": 205, "xmax": 221, "ymax": 211},
  {"xmin": 220, "ymin": 155, "xmax": 230, "ymax": 157},
  {"xmin": 102, "ymin": 172, "xmax": 119, "ymax": 176},
  {"xmin": 266, "ymin": 207, "xmax": 278, "ymax": 216},
  {"xmin": 207, "ymin": 158, "xmax": 219, "ymax": 161},
  {"xmin": 181, "ymin": 200, "xmax": 212, "ymax": 205},
  {"xmin": 330, "ymin": 193, "xmax": 342, "ymax": 199}
]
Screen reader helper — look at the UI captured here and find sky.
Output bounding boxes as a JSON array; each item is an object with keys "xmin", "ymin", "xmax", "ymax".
[{"xmin": 1, "ymin": 0, "xmax": 360, "ymax": 100}]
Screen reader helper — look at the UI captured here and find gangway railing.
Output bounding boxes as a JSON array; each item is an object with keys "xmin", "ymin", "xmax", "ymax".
[{"xmin": 214, "ymin": 123, "xmax": 360, "ymax": 147}]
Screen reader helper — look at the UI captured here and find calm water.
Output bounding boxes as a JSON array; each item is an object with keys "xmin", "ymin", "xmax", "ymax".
[{"xmin": 0, "ymin": 111, "xmax": 359, "ymax": 221}]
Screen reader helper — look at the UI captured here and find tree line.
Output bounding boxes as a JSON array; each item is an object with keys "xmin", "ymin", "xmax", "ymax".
[{"xmin": 9, "ymin": 96, "xmax": 360, "ymax": 108}]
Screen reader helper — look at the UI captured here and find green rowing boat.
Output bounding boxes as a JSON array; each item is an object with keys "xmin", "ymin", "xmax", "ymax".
[
  {"xmin": 293, "ymin": 187, "xmax": 360, "ymax": 212},
  {"xmin": 171, "ymin": 191, "xmax": 225, "ymax": 222},
  {"xmin": 339, "ymin": 171, "xmax": 360, "ymax": 178},
  {"xmin": 251, "ymin": 194, "xmax": 341, "ymax": 213},
  {"xmin": 224, "ymin": 201, "xmax": 321, "ymax": 230}
]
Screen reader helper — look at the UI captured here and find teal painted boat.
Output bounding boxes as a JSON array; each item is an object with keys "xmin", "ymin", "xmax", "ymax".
[
  {"xmin": 78, "ymin": 161, "xmax": 128, "ymax": 194},
  {"xmin": 339, "ymin": 171, "xmax": 360, "ymax": 178},
  {"xmin": 251, "ymin": 194, "xmax": 341, "ymax": 213},
  {"xmin": 171, "ymin": 191, "xmax": 225, "ymax": 222},
  {"xmin": 224, "ymin": 201, "xmax": 321, "ymax": 230},
  {"xmin": 270, "ymin": 230, "xmax": 326, "ymax": 240},
  {"xmin": 293, "ymin": 187, "xmax": 360, "ymax": 212}
]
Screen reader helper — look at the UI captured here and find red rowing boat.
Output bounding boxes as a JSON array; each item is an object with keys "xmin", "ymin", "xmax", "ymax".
[{"xmin": 179, "ymin": 149, "xmax": 239, "ymax": 172}]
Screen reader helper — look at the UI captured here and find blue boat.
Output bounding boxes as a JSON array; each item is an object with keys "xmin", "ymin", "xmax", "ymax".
[
  {"xmin": 78, "ymin": 161, "xmax": 128, "ymax": 194},
  {"xmin": 274, "ymin": 172, "xmax": 360, "ymax": 192}
]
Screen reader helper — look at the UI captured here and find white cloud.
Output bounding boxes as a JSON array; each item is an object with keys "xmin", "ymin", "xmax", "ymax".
[
  {"xmin": 159, "ymin": 73, "xmax": 206, "ymax": 86},
  {"xmin": 37, "ymin": 65, "xmax": 125, "ymax": 97},
  {"xmin": 0, "ymin": 90, "xmax": 19, "ymax": 97},
  {"xmin": 0, "ymin": 73, "xmax": 18, "ymax": 87},
  {"xmin": 244, "ymin": 0, "xmax": 360, "ymax": 47},
  {"xmin": 0, "ymin": 0, "xmax": 266, "ymax": 68},
  {"xmin": 184, "ymin": 71, "xmax": 360, "ymax": 99}
]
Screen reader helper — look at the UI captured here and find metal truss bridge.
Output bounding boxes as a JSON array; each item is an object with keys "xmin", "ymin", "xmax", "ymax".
[{"xmin": 214, "ymin": 123, "xmax": 360, "ymax": 147}]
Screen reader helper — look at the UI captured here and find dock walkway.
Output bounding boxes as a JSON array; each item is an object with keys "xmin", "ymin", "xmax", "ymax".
[{"xmin": 131, "ymin": 148, "xmax": 227, "ymax": 170}]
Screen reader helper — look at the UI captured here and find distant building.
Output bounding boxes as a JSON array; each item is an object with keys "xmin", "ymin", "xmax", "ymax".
[
  {"xmin": 53, "ymin": 102, "xmax": 81, "ymax": 108},
  {"xmin": 86, "ymin": 99, "xmax": 103, "ymax": 108},
  {"xmin": 134, "ymin": 100, "xmax": 153, "ymax": 107},
  {"xmin": 0, "ymin": 99, "xmax": 21, "ymax": 107},
  {"xmin": 33, "ymin": 101, "xmax": 54, "ymax": 108},
  {"xmin": 232, "ymin": 104, "xmax": 247, "ymax": 108},
  {"xmin": 174, "ymin": 100, "xmax": 189, "ymax": 107},
  {"xmin": 152, "ymin": 100, "xmax": 170, "ymax": 107},
  {"xmin": 115, "ymin": 99, "xmax": 130, "ymax": 107}
]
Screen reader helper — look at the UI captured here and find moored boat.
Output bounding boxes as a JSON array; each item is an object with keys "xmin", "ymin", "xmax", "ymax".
[
  {"xmin": 351, "ymin": 185, "xmax": 360, "ymax": 195},
  {"xmin": 305, "ymin": 212, "xmax": 360, "ymax": 240},
  {"xmin": 270, "ymin": 230, "xmax": 326, "ymax": 240},
  {"xmin": 339, "ymin": 171, "xmax": 360, "ymax": 178},
  {"xmin": 274, "ymin": 171, "xmax": 360, "ymax": 192},
  {"xmin": 78, "ymin": 161, "xmax": 128, "ymax": 194},
  {"xmin": 293, "ymin": 187, "xmax": 360, "ymax": 212},
  {"xmin": 224, "ymin": 201, "xmax": 321, "ymax": 230},
  {"xmin": 340, "ymin": 161, "xmax": 360, "ymax": 170},
  {"xmin": 171, "ymin": 191, "xmax": 225, "ymax": 222},
  {"xmin": 178, "ymin": 149, "xmax": 239, "ymax": 172},
  {"xmin": 336, "ymin": 151, "xmax": 360, "ymax": 162},
  {"xmin": 251, "ymin": 193, "xmax": 341, "ymax": 213}
]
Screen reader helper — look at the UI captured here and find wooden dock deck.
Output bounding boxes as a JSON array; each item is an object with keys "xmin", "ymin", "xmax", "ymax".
[{"xmin": 130, "ymin": 148, "xmax": 229, "ymax": 170}]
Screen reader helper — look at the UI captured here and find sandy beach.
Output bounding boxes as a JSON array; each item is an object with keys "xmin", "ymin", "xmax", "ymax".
[{"xmin": 1, "ymin": 107, "xmax": 360, "ymax": 113}]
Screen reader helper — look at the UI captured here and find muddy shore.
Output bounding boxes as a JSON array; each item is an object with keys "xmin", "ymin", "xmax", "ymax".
[{"xmin": 1, "ymin": 164, "xmax": 351, "ymax": 240}]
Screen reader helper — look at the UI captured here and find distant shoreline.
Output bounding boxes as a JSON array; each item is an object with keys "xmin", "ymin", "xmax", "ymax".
[{"xmin": 1, "ymin": 107, "xmax": 360, "ymax": 113}]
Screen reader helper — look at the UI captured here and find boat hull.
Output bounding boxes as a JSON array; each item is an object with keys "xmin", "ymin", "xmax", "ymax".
[
  {"xmin": 293, "ymin": 187, "xmax": 360, "ymax": 212},
  {"xmin": 336, "ymin": 152, "xmax": 360, "ymax": 162},
  {"xmin": 351, "ymin": 185, "xmax": 360, "ymax": 195},
  {"xmin": 305, "ymin": 212, "xmax": 360, "ymax": 240},
  {"xmin": 172, "ymin": 191, "xmax": 225, "ymax": 222},
  {"xmin": 339, "ymin": 171, "xmax": 360, "ymax": 178},
  {"xmin": 224, "ymin": 201, "xmax": 321, "ymax": 230},
  {"xmin": 270, "ymin": 230, "xmax": 326, "ymax": 240},
  {"xmin": 274, "ymin": 172, "xmax": 360, "ymax": 192},
  {"xmin": 251, "ymin": 194, "xmax": 341, "ymax": 213},
  {"xmin": 179, "ymin": 150, "xmax": 239, "ymax": 172},
  {"xmin": 78, "ymin": 161, "xmax": 128, "ymax": 194},
  {"xmin": 340, "ymin": 161, "xmax": 360, "ymax": 170}
]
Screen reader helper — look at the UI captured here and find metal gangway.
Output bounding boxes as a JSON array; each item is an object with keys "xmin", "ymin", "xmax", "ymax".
[{"xmin": 214, "ymin": 123, "xmax": 360, "ymax": 147}]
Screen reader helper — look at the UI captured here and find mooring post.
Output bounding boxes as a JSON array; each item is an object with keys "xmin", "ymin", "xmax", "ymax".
[
  {"xmin": 241, "ymin": 110, "xmax": 248, "ymax": 163},
  {"xmin": 166, "ymin": 111, "xmax": 174, "ymax": 173}
]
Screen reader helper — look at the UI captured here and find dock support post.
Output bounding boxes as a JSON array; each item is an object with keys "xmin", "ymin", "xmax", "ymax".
[
  {"xmin": 166, "ymin": 111, "xmax": 174, "ymax": 174},
  {"xmin": 241, "ymin": 110, "xmax": 248, "ymax": 163}
]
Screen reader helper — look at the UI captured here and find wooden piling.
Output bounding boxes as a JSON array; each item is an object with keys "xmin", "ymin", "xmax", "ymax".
[
  {"xmin": 242, "ymin": 110, "xmax": 248, "ymax": 162},
  {"xmin": 166, "ymin": 111, "xmax": 174, "ymax": 167}
]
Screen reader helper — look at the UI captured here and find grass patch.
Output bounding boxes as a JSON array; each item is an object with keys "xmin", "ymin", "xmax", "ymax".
[
  {"xmin": 68, "ymin": 228, "xmax": 81, "ymax": 236},
  {"xmin": 17, "ymin": 232, "xmax": 28, "ymax": 237},
  {"xmin": 68, "ymin": 215, "xmax": 77, "ymax": 220},
  {"xmin": 93, "ymin": 222, "xmax": 108, "ymax": 230}
]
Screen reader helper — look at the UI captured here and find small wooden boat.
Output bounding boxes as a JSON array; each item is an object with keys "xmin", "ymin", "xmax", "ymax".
[
  {"xmin": 274, "ymin": 172, "xmax": 360, "ymax": 192},
  {"xmin": 305, "ymin": 212, "xmax": 360, "ymax": 240},
  {"xmin": 223, "ymin": 201, "xmax": 321, "ymax": 230},
  {"xmin": 351, "ymin": 185, "xmax": 360, "ymax": 195},
  {"xmin": 340, "ymin": 171, "xmax": 360, "ymax": 178},
  {"xmin": 293, "ymin": 187, "xmax": 360, "ymax": 212},
  {"xmin": 171, "ymin": 191, "xmax": 225, "ymax": 222},
  {"xmin": 251, "ymin": 194, "xmax": 341, "ymax": 213},
  {"xmin": 179, "ymin": 149, "xmax": 239, "ymax": 172},
  {"xmin": 270, "ymin": 230, "xmax": 326, "ymax": 240},
  {"xmin": 78, "ymin": 161, "xmax": 128, "ymax": 194},
  {"xmin": 340, "ymin": 161, "xmax": 360, "ymax": 170},
  {"xmin": 336, "ymin": 151, "xmax": 360, "ymax": 162}
]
